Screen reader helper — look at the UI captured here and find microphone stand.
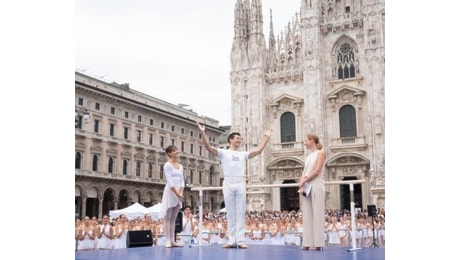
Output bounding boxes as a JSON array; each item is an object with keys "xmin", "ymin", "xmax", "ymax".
[{"xmin": 369, "ymin": 215, "xmax": 378, "ymax": 247}]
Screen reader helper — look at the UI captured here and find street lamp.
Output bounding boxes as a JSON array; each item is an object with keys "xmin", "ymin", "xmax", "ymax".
[{"xmin": 75, "ymin": 107, "xmax": 90, "ymax": 128}]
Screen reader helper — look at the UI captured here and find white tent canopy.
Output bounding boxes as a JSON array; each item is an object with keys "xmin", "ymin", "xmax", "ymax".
[
  {"xmin": 109, "ymin": 202, "xmax": 149, "ymax": 220},
  {"xmin": 146, "ymin": 202, "xmax": 162, "ymax": 220}
]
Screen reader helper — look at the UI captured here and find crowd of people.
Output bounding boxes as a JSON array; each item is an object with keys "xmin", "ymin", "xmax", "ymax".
[{"xmin": 75, "ymin": 207, "xmax": 385, "ymax": 251}]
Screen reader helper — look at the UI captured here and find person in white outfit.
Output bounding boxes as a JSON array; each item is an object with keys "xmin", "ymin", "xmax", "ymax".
[
  {"xmin": 178, "ymin": 205, "xmax": 195, "ymax": 245},
  {"xmin": 196, "ymin": 121, "xmax": 272, "ymax": 249},
  {"xmin": 159, "ymin": 145, "xmax": 185, "ymax": 248},
  {"xmin": 298, "ymin": 133, "xmax": 326, "ymax": 251},
  {"xmin": 97, "ymin": 215, "xmax": 114, "ymax": 249}
]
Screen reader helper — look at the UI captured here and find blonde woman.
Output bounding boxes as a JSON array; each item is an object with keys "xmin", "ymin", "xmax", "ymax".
[{"xmin": 298, "ymin": 134, "xmax": 326, "ymax": 251}]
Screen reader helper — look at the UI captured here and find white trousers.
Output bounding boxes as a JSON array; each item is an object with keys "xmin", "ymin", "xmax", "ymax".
[
  {"xmin": 300, "ymin": 182, "xmax": 325, "ymax": 247},
  {"xmin": 223, "ymin": 177, "xmax": 246, "ymax": 244}
]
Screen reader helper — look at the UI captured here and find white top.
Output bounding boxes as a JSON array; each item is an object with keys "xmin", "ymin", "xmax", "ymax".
[
  {"xmin": 302, "ymin": 150, "xmax": 325, "ymax": 185},
  {"xmin": 217, "ymin": 149, "xmax": 249, "ymax": 178}
]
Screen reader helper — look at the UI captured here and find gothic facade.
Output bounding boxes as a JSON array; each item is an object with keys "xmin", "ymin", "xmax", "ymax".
[{"xmin": 229, "ymin": 0, "xmax": 385, "ymax": 211}]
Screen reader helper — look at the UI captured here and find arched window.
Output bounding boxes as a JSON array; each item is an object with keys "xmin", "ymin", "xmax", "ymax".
[
  {"xmin": 337, "ymin": 43, "xmax": 356, "ymax": 79},
  {"xmin": 92, "ymin": 155, "xmax": 98, "ymax": 171},
  {"xmin": 280, "ymin": 112, "xmax": 296, "ymax": 143},
  {"xmin": 75, "ymin": 152, "xmax": 81, "ymax": 169},
  {"xmin": 339, "ymin": 105, "xmax": 357, "ymax": 137},
  {"xmin": 108, "ymin": 157, "xmax": 114, "ymax": 173}
]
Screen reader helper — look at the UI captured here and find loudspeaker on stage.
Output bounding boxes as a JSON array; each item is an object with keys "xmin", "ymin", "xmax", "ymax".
[{"xmin": 126, "ymin": 230, "xmax": 154, "ymax": 248}]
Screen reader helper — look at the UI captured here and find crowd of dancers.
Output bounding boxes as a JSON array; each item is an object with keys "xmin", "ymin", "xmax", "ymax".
[{"xmin": 75, "ymin": 207, "xmax": 385, "ymax": 251}]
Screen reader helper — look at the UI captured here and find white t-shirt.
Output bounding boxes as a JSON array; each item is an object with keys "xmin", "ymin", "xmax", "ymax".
[{"xmin": 217, "ymin": 149, "xmax": 249, "ymax": 177}]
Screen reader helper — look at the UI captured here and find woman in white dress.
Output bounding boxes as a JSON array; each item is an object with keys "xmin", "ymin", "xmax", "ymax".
[
  {"xmin": 269, "ymin": 219, "xmax": 282, "ymax": 245},
  {"xmin": 366, "ymin": 217, "xmax": 375, "ymax": 246},
  {"xmin": 327, "ymin": 217, "xmax": 341, "ymax": 246},
  {"xmin": 75, "ymin": 218, "xmax": 81, "ymax": 251},
  {"xmin": 353, "ymin": 217, "xmax": 364, "ymax": 248},
  {"xmin": 140, "ymin": 214, "xmax": 157, "ymax": 247},
  {"xmin": 263, "ymin": 219, "xmax": 275, "ymax": 245},
  {"xmin": 276, "ymin": 220, "xmax": 287, "ymax": 245},
  {"xmin": 155, "ymin": 220, "xmax": 166, "ymax": 246},
  {"xmin": 178, "ymin": 206, "xmax": 195, "ymax": 245},
  {"xmin": 361, "ymin": 217, "xmax": 369, "ymax": 246},
  {"xmin": 115, "ymin": 214, "xmax": 129, "ymax": 249},
  {"xmin": 97, "ymin": 215, "xmax": 114, "ymax": 249},
  {"xmin": 338, "ymin": 217, "xmax": 351, "ymax": 246},
  {"xmin": 378, "ymin": 217, "xmax": 385, "ymax": 247},
  {"xmin": 159, "ymin": 145, "xmax": 185, "ymax": 248},
  {"xmin": 284, "ymin": 220, "xmax": 298, "ymax": 245},
  {"xmin": 77, "ymin": 216, "xmax": 97, "ymax": 251},
  {"xmin": 216, "ymin": 221, "xmax": 229, "ymax": 245},
  {"xmin": 250, "ymin": 220, "xmax": 264, "ymax": 245}
]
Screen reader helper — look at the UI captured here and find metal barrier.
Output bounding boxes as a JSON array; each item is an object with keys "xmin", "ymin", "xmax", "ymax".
[{"xmin": 191, "ymin": 179, "xmax": 365, "ymax": 251}]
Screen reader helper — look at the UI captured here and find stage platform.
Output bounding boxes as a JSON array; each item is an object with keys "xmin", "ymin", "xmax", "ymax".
[{"xmin": 75, "ymin": 245, "xmax": 384, "ymax": 260}]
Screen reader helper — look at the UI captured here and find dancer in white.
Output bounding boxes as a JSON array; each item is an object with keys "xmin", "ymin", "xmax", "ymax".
[
  {"xmin": 159, "ymin": 145, "xmax": 185, "ymax": 248},
  {"xmin": 196, "ymin": 121, "xmax": 272, "ymax": 249}
]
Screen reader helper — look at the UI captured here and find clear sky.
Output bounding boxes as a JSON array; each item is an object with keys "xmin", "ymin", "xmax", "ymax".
[{"xmin": 76, "ymin": 0, "xmax": 300, "ymax": 126}]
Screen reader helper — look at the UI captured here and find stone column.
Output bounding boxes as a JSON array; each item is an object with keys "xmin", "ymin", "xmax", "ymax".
[
  {"xmin": 81, "ymin": 195, "xmax": 87, "ymax": 218},
  {"xmin": 113, "ymin": 199, "xmax": 119, "ymax": 211},
  {"xmin": 98, "ymin": 197, "xmax": 104, "ymax": 218}
]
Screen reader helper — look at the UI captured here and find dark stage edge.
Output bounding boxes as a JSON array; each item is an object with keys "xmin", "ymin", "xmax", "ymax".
[{"xmin": 75, "ymin": 245, "xmax": 385, "ymax": 260}]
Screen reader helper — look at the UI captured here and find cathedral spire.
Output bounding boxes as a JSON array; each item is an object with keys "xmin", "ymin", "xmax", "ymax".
[
  {"xmin": 233, "ymin": 0, "xmax": 245, "ymax": 40},
  {"xmin": 247, "ymin": 0, "xmax": 266, "ymax": 67},
  {"xmin": 268, "ymin": 9, "xmax": 276, "ymax": 51},
  {"xmin": 249, "ymin": 0, "xmax": 263, "ymax": 36}
]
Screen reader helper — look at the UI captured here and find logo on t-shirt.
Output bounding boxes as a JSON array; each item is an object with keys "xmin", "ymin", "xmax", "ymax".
[{"xmin": 231, "ymin": 155, "xmax": 239, "ymax": 161}]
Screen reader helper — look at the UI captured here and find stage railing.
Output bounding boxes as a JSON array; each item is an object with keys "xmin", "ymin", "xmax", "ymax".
[{"xmin": 190, "ymin": 179, "xmax": 365, "ymax": 251}]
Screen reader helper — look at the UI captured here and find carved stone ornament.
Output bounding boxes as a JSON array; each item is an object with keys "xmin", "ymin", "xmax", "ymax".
[{"xmin": 270, "ymin": 94, "xmax": 304, "ymax": 119}]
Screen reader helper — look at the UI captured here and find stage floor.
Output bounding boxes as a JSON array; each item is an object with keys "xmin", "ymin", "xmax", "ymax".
[{"xmin": 75, "ymin": 245, "xmax": 385, "ymax": 260}]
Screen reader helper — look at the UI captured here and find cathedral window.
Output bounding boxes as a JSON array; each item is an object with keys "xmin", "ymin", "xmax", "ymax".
[
  {"xmin": 280, "ymin": 112, "xmax": 296, "ymax": 142},
  {"xmin": 337, "ymin": 43, "xmax": 355, "ymax": 79},
  {"xmin": 339, "ymin": 105, "xmax": 357, "ymax": 137}
]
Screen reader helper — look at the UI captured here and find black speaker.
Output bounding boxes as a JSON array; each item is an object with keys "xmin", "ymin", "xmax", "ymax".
[
  {"xmin": 367, "ymin": 205, "xmax": 377, "ymax": 217},
  {"xmin": 126, "ymin": 230, "xmax": 153, "ymax": 248},
  {"xmin": 175, "ymin": 211, "xmax": 183, "ymax": 233}
]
